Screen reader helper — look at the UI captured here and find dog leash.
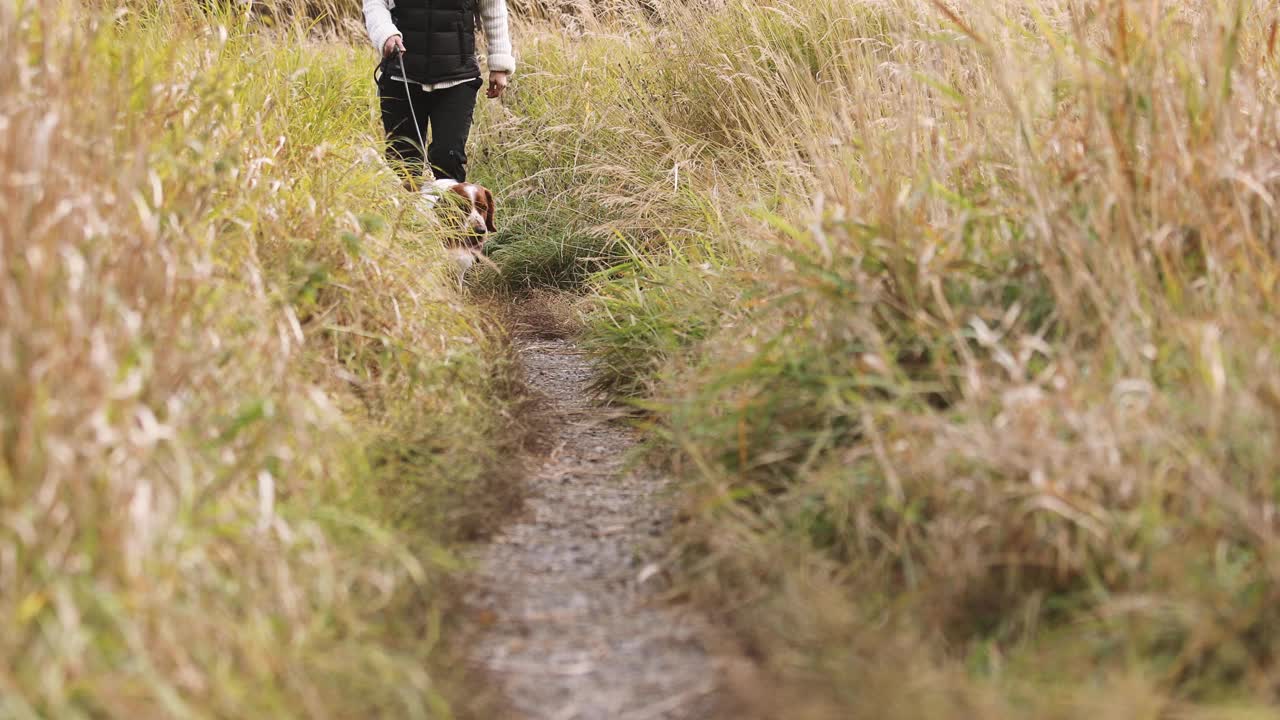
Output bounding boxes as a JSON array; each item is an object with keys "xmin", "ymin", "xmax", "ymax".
[
  {"xmin": 397, "ymin": 51, "xmax": 427, "ymax": 174},
  {"xmin": 377, "ymin": 52, "xmax": 429, "ymax": 179}
]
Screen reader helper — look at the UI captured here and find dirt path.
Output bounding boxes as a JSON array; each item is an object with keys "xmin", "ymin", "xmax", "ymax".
[{"xmin": 467, "ymin": 335, "xmax": 723, "ymax": 720}]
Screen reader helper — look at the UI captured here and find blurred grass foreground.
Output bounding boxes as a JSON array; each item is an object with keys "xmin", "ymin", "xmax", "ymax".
[
  {"xmin": 1, "ymin": 2, "xmax": 526, "ymax": 717},
  {"xmin": 10, "ymin": 0, "xmax": 1280, "ymax": 718},
  {"xmin": 473, "ymin": 0, "xmax": 1280, "ymax": 717}
]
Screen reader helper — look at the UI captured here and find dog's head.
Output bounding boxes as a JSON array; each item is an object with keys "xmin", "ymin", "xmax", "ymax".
[{"xmin": 445, "ymin": 181, "xmax": 497, "ymax": 237}]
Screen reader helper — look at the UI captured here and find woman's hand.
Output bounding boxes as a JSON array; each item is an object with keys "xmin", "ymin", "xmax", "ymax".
[
  {"xmin": 382, "ymin": 35, "xmax": 406, "ymax": 57},
  {"xmin": 487, "ymin": 71, "xmax": 509, "ymax": 99}
]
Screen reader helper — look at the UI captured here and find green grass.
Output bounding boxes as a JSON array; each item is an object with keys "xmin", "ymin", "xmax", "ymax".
[
  {"xmin": 477, "ymin": 0, "xmax": 1280, "ymax": 716},
  {"xmin": 15, "ymin": 0, "xmax": 1280, "ymax": 716},
  {"xmin": 1, "ymin": 4, "xmax": 525, "ymax": 718}
]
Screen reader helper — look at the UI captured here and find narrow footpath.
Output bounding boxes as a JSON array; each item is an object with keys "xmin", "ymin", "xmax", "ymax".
[{"xmin": 467, "ymin": 333, "xmax": 723, "ymax": 720}]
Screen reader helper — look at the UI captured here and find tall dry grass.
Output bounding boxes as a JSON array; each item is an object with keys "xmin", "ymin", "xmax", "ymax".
[
  {"xmin": 145, "ymin": 0, "xmax": 702, "ymax": 33},
  {"xmin": 480, "ymin": 0, "xmax": 1280, "ymax": 715},
  {"xmin": 2, "ymin": 3, "xmax": 523, "ymax": 717}
]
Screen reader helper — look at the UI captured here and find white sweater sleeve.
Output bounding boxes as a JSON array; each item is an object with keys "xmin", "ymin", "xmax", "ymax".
[
  {"xmin": 363, "ymin": 0, "xmax": 400, "ymax": 54},
  {"xmin": 479, "ymin": 0, "xmax": 516, "ymax": 74}
]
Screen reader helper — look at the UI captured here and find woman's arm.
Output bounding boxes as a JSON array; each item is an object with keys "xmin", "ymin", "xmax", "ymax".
[
  {"xmin": 363, "ymin": 0, "xmax": 402, "ymax": 55},
  {"xmin": 478, "ymin": 0, "xmax": 516, "ymax": 74}
]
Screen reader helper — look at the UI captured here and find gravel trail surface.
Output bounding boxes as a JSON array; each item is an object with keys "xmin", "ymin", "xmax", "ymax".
[{"xmin": 468, "ymin": 337, "xmax": 723, "ymax": 720}]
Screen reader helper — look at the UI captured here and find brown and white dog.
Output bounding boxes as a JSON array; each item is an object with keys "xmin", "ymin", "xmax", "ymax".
[{"xmin": 421, "ymin": 178, "xmax": 499, "ymax": 287}]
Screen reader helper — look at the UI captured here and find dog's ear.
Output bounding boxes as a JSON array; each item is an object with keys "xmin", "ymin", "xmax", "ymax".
[{"xmin": 482, "ymin": 187, "xmax": 497, "ymax": 234}]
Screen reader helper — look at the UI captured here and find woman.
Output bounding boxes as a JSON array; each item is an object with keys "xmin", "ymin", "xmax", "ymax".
[{"xmin": 364, "ymin": 0, "xmax": 514, "ymax": 186}]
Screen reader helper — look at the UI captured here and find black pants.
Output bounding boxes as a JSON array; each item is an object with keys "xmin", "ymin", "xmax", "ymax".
[{"xmin": 379, "ymin": 75, "xmax": 482, "ymax": 184}]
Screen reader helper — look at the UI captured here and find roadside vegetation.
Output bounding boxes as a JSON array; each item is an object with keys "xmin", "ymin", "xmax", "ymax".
[
  {"xmin": 2, "ymin": 3, "xmax": 525, "ymax": 717},
  {"xmin": 479, "ymin": 0, "xmax": 1280, "ymax": 716}
]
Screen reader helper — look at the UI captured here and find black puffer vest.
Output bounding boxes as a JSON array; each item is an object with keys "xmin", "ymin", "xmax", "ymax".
[{"xmin": 391, "ymin": 0, "xmax": 480, "ymax": 85}]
